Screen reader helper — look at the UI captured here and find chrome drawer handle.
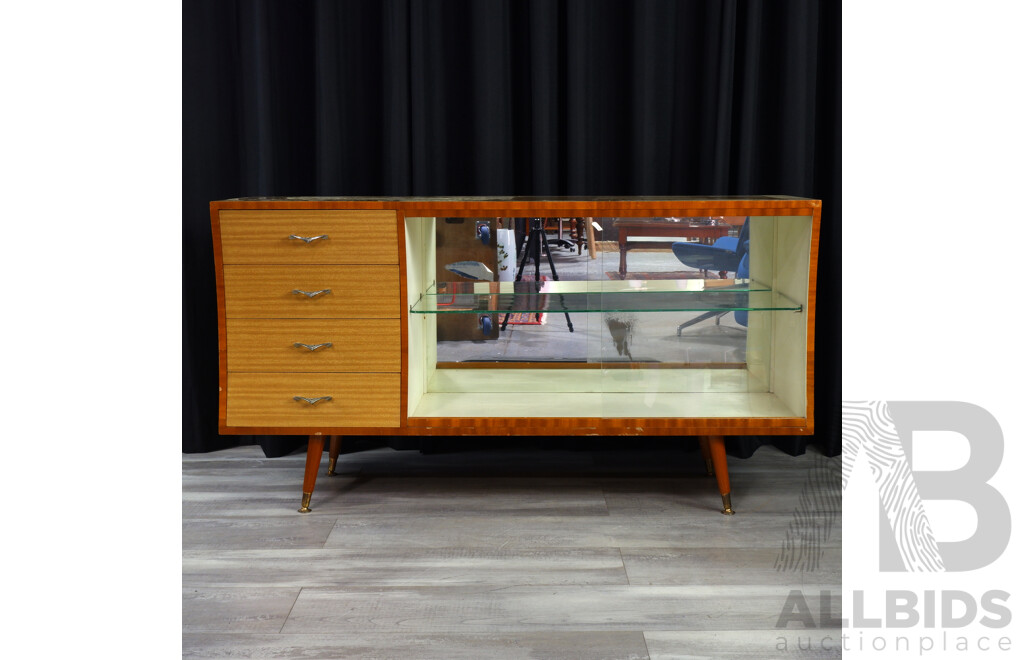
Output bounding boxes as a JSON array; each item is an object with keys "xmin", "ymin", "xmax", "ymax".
[
  {"xmin": 293, "ymin": 396, "xmax": 333, "ymax": 406},
  {"xmin": 292, "ymin": 288, "xmax": 331, "ymax": 298},
  {"xmin": 289, "ymin": 234, "xmax": 329, "ymax": 244},
  {"xmin": 293, "ymin": 342, "xmax": 333, "ymax": 352}
]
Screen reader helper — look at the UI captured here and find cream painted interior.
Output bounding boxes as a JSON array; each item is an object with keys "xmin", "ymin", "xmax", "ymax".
[{"xmin": 404, "ymin": 214, "xmax": 811, "ymax": 420}]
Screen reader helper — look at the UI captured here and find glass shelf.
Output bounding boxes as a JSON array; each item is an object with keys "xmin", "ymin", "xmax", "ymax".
[{"xmin": 409, "ymin": 278, "xmax": 802, "ymax": 314}]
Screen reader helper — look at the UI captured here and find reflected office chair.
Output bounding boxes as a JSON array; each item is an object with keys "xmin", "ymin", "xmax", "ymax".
[
  {"xmin": 670, "ymin": 216, "xmax": 750, "ymax": 279},
  {"xmin": 675, "ymin": 248, "xmax": 750, "ymax": 336}
]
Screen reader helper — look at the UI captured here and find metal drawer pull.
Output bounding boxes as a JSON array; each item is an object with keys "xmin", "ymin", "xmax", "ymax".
[
  {"xmin": 293, "ymin": 342, "xmax": 333, "ymax": 351},
  {"xmin": 292, "ymin": 288, "xmax": 331, "ymax": 298},
  {"xmin": 289, "ymin": 234, "xmax": 329, "ymax": 244},
  {"xmin": 293, "ymin": 396, "xmax": 333, "ymax": 406}
]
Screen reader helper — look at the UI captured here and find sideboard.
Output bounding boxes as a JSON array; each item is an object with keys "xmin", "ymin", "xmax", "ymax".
[{"xmin": 210, "ymin": 197, "xmax": 821, "ymax": 514}]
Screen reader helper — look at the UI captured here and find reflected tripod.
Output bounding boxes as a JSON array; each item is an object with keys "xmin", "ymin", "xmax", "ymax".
[{"xmin": 500, "ymin": 218, "xmax": 574, "ymax": 332}]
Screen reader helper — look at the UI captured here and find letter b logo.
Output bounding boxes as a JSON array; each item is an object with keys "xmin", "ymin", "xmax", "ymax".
[{"xmin": 843, "ymin": 401, "xmax": 1010, "ymax": 572}]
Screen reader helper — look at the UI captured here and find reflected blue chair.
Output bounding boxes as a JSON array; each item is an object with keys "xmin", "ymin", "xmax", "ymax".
[
  {"xmin": 675, "ymin": 249, "xmax": 749, "ymax": 335},
  {"xmin": 671, "ymin": 217, "xmax": 750, "ymax": 279}
]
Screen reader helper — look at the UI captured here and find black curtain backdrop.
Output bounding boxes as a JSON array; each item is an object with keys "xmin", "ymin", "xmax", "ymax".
[{"xmin": 183, "ymin": 0, "xmax": 840, "ymax": 458}]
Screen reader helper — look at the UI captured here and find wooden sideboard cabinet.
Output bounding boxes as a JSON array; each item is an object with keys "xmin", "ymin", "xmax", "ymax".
[{"xmin": 211, "ymin": 197, "xmax": 821, "ymax": 514}]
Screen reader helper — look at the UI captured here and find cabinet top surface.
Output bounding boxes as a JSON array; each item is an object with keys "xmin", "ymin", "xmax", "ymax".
[
  {"xmin": 212, "ymin": 196, "xmax": 821, "ymax": 214},
  {"xmin": 218, "ymin": 195, "xmax": 815, "ymax": 202}
]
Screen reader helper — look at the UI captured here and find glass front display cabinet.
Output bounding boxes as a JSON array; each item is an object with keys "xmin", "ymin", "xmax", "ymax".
[{"xmin": 211, "ymin": 197, "xmax": 820, "ymax": 514}]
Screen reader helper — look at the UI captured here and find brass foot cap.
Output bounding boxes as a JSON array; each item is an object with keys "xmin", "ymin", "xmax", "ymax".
[
  {"xmin": 327, "ymin": 457, "xmax": 338, "ymax": 476},
  {"xmin": 721, "ymin": 493, "xmax": 735, "ymax": 515},
  {"xmin": 298, "ymin": 492, "xmax": 312, "ymax": 513},
  {"xmin": 705, "ymin": 458, "xmax": 714, "ymax": 476}
]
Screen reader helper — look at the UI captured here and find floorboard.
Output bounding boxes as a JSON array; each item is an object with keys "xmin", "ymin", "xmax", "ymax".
[{"xmin": 183, "ymin": 444, "xmax": 841, "ymax": 658}]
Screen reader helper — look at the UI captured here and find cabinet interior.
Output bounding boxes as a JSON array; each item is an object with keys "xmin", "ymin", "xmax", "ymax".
[{"xmin": 404, "ymin": 214, "xmax": 811, "ymax": 420}]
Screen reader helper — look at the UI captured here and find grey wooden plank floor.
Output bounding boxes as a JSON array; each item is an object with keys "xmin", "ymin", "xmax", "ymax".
[{"xmin": 183, "ymin": 443, "xmax": 841, "ymax": 659}]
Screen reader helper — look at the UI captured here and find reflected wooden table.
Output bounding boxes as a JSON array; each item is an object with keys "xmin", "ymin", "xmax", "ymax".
[{"xmin": 614, "ymin": 219, "xmax": 730, "ymax": 277}]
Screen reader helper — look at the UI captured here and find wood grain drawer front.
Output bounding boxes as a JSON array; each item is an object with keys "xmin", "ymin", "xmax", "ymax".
[
  {"xmin": 223, "ymin": 265, "xmax": 400, "ymax": 318},
  {"xmin": 226, "ymin": 373, "xmax": 401, "ymax": 428},
  {"xmin": 219, "ymin": 210, "xmax": 399, "ymax": 265},
  {"xmin": 226, "ymin": 319, "xmax": 401, "ymax": 372}
]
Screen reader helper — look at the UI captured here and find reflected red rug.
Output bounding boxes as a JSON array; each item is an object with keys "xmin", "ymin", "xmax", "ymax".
[{"xmin": 505, "ymin": 311, "xmax": 546, "ymax": 325}]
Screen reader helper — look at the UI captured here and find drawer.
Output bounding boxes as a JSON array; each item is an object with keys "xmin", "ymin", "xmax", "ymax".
[
  {"xmin": 218, "ymin": 209, "xmax": 399, "ymax": 265},
  {"xmin": 226, "ymin": 373, "xmax": 401, "ymax": 428},
  {"xmin": 227, "ymin": 319, "xmax": 401, "ymax": 372},
  {"xmin": 223, "ymin": 265, "xmax": 400, "ymax": 318}
]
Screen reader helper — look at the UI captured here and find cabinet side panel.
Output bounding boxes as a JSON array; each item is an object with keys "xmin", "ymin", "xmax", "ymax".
[
  {"xmin": 210, "ymin": 204, "xmax": 229, "ymax": 431},
  {"xmin": 405, "ymin": 217, "xmax": 437, "ymax": 415},
  {"xmin": 745, "ymin": 216, "xmax": 775, "ymax": 391},
  {"xmin": 772, "ymin": 215, "xmax": 812, "ymax": 418}
]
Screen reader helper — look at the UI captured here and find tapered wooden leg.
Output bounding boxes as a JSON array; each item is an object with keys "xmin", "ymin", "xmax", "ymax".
[
  {"xmin": 697, "ymin": 437, "xmax": 714, "ymax": 476},
  {"xmin": 706, "ymin": 435, "xmax": 735, "ymax": 514},
  {"xmin": 327, "ymin": 435, "xmax": 342, "ymax": 476},
  {"xmin": 299, "ymin": 435, "xmax": 325, "ymax": 513}
]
